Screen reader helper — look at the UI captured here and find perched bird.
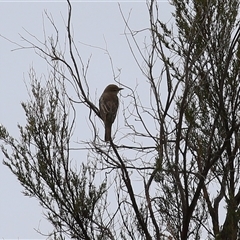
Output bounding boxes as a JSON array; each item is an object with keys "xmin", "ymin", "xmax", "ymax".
[{"xmin": 99, "ymin": 84, "xmax": 123, "ymax": 142}]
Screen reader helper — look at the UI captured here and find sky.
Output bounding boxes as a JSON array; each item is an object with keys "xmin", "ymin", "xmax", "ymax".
[{"xmin": 0, "ymin": 1, "xmax": 172, "ymax": 239}]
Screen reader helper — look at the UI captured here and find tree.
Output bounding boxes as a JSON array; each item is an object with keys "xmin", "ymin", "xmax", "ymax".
[{"xmin": 1, "ymin": 0, "xmax": 240, "ymax": 239}]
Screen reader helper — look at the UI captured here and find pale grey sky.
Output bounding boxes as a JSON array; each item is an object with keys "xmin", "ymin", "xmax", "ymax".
[{"xmin": 0, "ymin": 1, "xmax": 172, "ymax": 238}]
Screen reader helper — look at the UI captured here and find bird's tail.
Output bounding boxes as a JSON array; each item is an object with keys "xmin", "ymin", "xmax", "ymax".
[{"xmin": 105, "ymin": 125, "xmax": 112, "ymax": 142}]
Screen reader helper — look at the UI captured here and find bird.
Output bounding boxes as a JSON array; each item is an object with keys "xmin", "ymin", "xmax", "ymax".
[{"xmin": 99, "ymin": 84, "xmax": 123, "ymax": 142}]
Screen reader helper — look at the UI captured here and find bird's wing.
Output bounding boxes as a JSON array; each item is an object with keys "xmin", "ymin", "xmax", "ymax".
[{"xmin": 99, "ymin": 95, "xmax": 118, "ymax": 123}]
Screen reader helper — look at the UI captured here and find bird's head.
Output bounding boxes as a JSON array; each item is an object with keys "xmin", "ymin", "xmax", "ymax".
[{"xmin": 104, "ymin": 84, "xmax": 123, "ymax": 94}]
